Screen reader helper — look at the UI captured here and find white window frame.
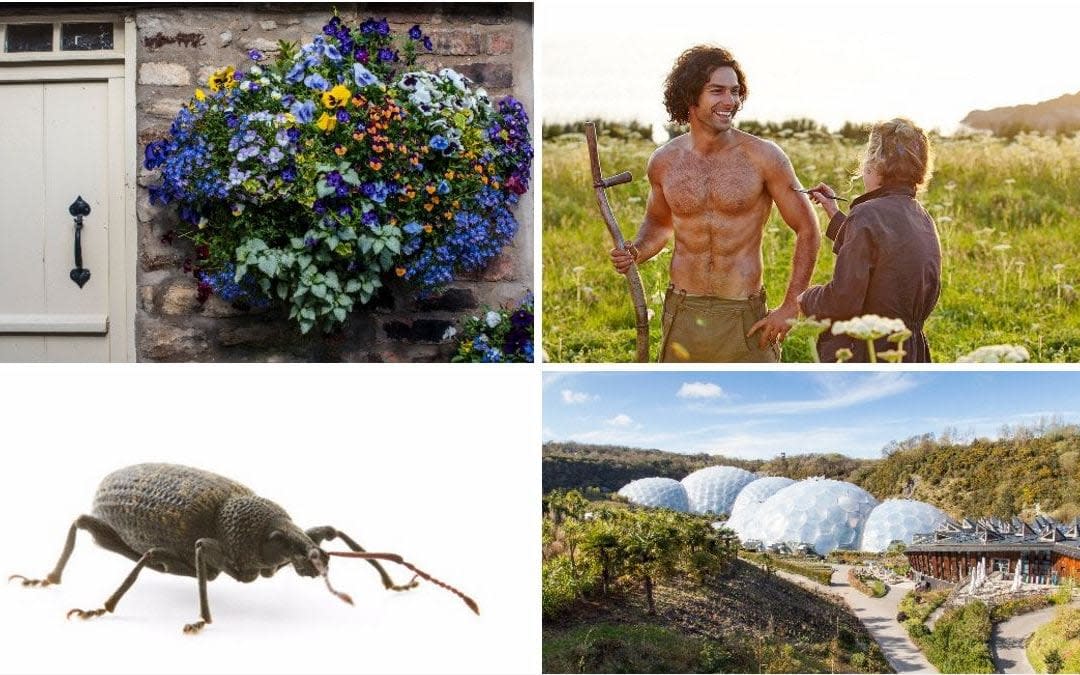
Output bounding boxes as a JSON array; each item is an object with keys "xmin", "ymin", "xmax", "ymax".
[{"xmin": 0, "ymin": 15, "xmax": 124, "ymax": 63}]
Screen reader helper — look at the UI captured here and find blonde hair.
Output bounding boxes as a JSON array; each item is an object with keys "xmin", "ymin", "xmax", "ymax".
[{"xmin": 858, "ymin": 118, "xmax": 934, "ymax": 189}]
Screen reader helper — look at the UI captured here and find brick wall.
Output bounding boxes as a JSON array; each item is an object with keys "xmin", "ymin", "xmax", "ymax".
[{"xmin": 134, "ymin": 3, "xmax": 533, "ymax": 361}]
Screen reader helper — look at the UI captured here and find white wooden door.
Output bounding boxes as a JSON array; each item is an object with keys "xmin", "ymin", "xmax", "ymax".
[{"xmin": 0, "ymin": 65, "xmax": 130, "ymax": 361}]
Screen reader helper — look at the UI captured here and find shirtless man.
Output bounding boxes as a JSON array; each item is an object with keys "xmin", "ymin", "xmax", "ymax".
[{"xmin": 611, "ymin": 46, "xmax": 820, "ymax": 362}]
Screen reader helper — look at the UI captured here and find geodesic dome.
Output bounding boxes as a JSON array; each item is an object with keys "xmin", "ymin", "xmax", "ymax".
[
  {"xmin": 729, "ymin": 476, "xmax": 796, "ymax": 522},
  {"xmin": 740, "ymin": 478, "xmax": 879, "ymax": 555},
  {"xmin": 860, "ymin": 499, "xmax": 948, "ymax": 552},
  {"xmin": 681, "ymin": 466, "xmax": 757, "ymax": 515},
  {"xmin": 617, "ymin": 477, "xmax": 690, "ymax": 512}
]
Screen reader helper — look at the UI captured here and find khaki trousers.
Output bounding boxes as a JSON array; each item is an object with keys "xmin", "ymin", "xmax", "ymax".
[{"xmin": 659, "ymin": 285, "xmax": 781, "ymax": 363}]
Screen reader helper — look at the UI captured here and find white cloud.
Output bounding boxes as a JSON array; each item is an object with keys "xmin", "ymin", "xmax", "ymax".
[
  {"xmin": 677, "ymin": 382, "xmax": 727, "ymax": 399},
  {"xmin": 704, "ymin": 372, "xmax": 918, "ymax": 416},
  {"xmin": 561, "ymin": 389, "xmax": 594, "ymax": 405},
  {"xmin": 607, "ymin": 414, "xmax": 633, "ymax": 427}
]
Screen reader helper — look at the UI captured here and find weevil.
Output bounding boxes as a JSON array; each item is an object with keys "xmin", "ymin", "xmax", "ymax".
[{"xmin": 10, "ymin": 463, "xmax": 478, "ymax": 633}]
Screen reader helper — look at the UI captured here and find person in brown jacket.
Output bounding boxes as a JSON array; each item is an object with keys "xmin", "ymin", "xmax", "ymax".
[{"xmin": 798, "ymin": 118, "xmax": 941, "ymax": 362}]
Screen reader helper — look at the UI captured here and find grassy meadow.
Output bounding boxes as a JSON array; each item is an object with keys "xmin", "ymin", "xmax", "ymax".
[{"xmin": 542, "ymin": 131, "xmax": 1080, "ymax": 362}]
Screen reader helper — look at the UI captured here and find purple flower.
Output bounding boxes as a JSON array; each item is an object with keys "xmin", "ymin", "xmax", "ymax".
[
  {"xmin": 248, "ymin": 49, "xmax": 264, "ymax": 61},
  {"xmin": 422, "ymin": 36, "xmax": 433, "ymax": 51},
  {"xmin": 144, "ymin": 140, "xmax": 169, "ymax": 169},
  {"xmin": 338, "ymin": 204, "xmax": 353, "ymax": 217},
  {"xmin": 408, "ymin": 25, "xmax": 423, "ymax": 40},
  {"xmin": 281, "ymin": 165, "xmax": 297, "ymax": 182},
  {"xmin": 354, "ymin": 47, "xmax": 369, "ymax": 64},
  {"xmin": 378, "ymin": 47, "xmax": 395, "ymax": 62},
  {"xmin": 336, "ymin": 109, "xmax": 350, "ymax": 124}
]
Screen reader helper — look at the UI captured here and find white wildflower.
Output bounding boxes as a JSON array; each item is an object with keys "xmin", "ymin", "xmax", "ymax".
[
  {"xmin": 831, "ymin": 315, "xmax": 907, "ymax": 340},
  {"xmin": 485, "ymin": 311, "xmax": 501, "ymax": 328},
  {"xmin": 956, "ymin": 345, "xmax": 1030, "ymax": 363}
]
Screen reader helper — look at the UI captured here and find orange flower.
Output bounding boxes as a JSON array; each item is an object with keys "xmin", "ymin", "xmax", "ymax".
[
  {"xmin": 444, "ymin": 170, "xmax": 455, "ymax": 180},
  {"xmin": 425, "ymin": 185, "xmax": 436, "ymax": 194},
  {"xmin": 334, "ymin": 145, "xmax": 347, "ymax": 156},
  {"xmin": 352, "ymin": 131, "xmax": 366, "ymax": 142},
  {"xmin": 423, "ymin": 203, "xmax": 434, "ymax": 212},
  {"xmin": 395, "ymin": 267, "xmax": 406, "ymax": 277},
  {"xmin": 369, "ymin": 160, "xmax": 383, "ymax": 171},
  {"xmin": 423, "ymin": 224, "xmax": 433, "ymax": 233}
]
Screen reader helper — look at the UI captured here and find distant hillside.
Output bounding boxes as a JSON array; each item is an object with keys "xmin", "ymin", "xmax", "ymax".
[
  {"xmin": 544, "ymin": 426, "xmax": 1080, "ymax": 520},
  {"xmin": 962, "ymin": 91, "xmax": 1080, "ymax": 136}
]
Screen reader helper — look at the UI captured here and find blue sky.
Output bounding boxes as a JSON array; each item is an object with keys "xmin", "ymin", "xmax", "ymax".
[{"xmin": 543, "ymin": 371, "xmax": 1080, "ymax": 459}]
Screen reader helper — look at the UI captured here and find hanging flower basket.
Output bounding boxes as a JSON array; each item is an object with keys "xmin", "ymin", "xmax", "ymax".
[{"xmin": 145, "ymin": 15, "xmax": 533, "ymax": 334}]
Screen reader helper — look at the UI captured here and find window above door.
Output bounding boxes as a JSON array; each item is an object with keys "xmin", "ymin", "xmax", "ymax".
[{"xmin": 0, "ymin": 17, "xmax": 124, "ymax": 63}]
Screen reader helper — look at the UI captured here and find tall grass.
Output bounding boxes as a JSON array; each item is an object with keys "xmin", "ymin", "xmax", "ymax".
[{"xmin": 543, "ymin": 132, "xmax": 1080, "ymax": 362}]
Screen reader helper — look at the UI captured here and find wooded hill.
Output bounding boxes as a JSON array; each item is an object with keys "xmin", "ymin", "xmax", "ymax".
[{"xmin": 543, "ymin": 425, "xmax": 1080, "ymax": 521}]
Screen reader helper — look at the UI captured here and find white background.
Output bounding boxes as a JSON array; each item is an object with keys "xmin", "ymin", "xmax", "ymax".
[{"xmin": 0, "ymin": 365, "xmax": 539, "ymax": 675}]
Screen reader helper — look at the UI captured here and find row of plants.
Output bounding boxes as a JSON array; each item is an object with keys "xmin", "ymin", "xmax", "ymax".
[
  {"xmin": 146, "ymin": 14, "xmax": 532, "ymax": 334},
  {"xmin": 542, "ymin": 490, "xmax": 738, "ymax": 618},
  {"xmin": 739, "ymin": 551, "xmax": 835, "ymax": 586},
  {"xmin": 847, "ymin": 567, "xmax": 887, "ymax": 598}
]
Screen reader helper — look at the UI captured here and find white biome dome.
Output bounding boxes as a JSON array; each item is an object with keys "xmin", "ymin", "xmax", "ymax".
[
  {"xmin": 860, "ymin": 499, "xmax": 948, "ymax": 552},
  {"xmin": 729, "ymin": 476, "xmax": 797, "ymax": 522},
  {"xmin": 681, "ymin": 466, "xmax": 757, "ymax": 515},
  {"xmin": 617, "ymin": 477, "xmax": 690, "ymax": 512},
  {"xmin": 743, "ymin": 478, "xmax": 879, "ymax": 555}
]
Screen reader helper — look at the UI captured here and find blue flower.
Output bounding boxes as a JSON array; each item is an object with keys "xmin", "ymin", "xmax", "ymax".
[
  {"xmin": 437, "ymin": 179, "xmax": 451, "ymax": 195},
  {"xmin": 285, "ymin": 60, "xmax": 306, "ymax": 84},
  {"xmin": 144, "ymin": 140, "xmax": 169, "ymax": 169},
  {"xmin": 323, "ymin": 43, "xmax": 342, "ymax": 61},
  {"xmin": 429, "ymin": 135, "xmax": 449, "ymax": 151},
  {"xmin": 378, "ymin": 47, "xmax": 395, "ymax": 62},
  {"xmin": 422, "ymin": 36, "xmax": 433, "ymax": 51},
  {"xmin": 336, "ymin": 109, "xmax": 350, "ymax": 124},
  {"xmin": 403, "ymin": 221, "xmax": 423, "ymax": 235},
  {"xmin": 408, "ymin": 25, "xmax": 423, "ymax": 40},
  {"xmin": 248, "ymin": 49, "xmax": 264, "ymax": 62},
  {"xmin": 289, "ymin": 100, "xmax": 316, "ymax": 124},
  {"xmin": 304, "ymin": 73, "xmax": 330, "ymax": 91},
  {"xmin": 353, "ymin": 62, "xmax": 379, "ymax": 87},
  {"xmin": 281, "ymin": 165, "xmax": 297, "ymax": 182}
]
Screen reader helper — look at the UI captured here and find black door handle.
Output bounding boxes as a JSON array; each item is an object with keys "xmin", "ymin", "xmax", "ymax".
[{"xmin": 69, "ymin": 196, "xmax": 91, "ymax": 288}]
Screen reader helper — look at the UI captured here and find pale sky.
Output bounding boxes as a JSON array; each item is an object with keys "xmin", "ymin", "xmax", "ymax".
[
  {"xmin": 541, "ymin": 0, "xmax": 1080, "ymax": 135},
  {"xmin": 542, "ymin": 371, "xmax": 1080, "ymax": 459}
]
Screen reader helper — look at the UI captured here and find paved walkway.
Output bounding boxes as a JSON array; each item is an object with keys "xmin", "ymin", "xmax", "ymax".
[
  {"xmin": 991, "ymin": 601, "xmax": 1078, "ymax": 674},
  {"xmin": 771, "ymin": 563, "xmax": 937, "ymax": 674}
]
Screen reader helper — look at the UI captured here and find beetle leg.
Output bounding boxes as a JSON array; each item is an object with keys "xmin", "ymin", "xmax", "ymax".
[
  {"xmin": 306, "ymin": 526, "xmax": 419, "ymax": 592},
  {"xmin": 66, "ymin": 547, "xmax": 172, "ymax": 620},
  {"xmin": 10, "ymin": 515, "xmax": 137, "ymax": 588},
  {"xmin": 185, "ymin": 538, "xmax": 226, "ymax": 635}
]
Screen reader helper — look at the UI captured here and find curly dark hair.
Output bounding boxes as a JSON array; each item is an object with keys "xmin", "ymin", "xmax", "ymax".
[{"xmin": 663, "ymin": 45, "xmax": 747, "ymax": 125}]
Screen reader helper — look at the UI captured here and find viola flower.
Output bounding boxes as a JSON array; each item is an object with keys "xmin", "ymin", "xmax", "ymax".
[
  {"xmin": 281, "ymin": 165, "xmax": 297, "ymax": 182},
  {"xmin": 304, "ymin": 73, "xmax": 330, "ymax": 91},
  {"xmin": 353, "ymin": 63, "xmax": 379, "ymax": 87},
  {"xmin": 316, "ymin": 112, "xmax": 338, "ymax": 132},
  {"xmin": 207, "ymin": 66, "xmax": 236, "ymax": 91},
  {"xmin": 354, "ymin": 47, "xmax": 369, "ymax": 64},
  {"xmin": 408, "ymin": 25, "xmax": 423, "ymax": 40},
  {"xmin": 289, "ymin": 99, "xmax": 316, "ymax": 124},
  {"xmin": 378, "ymin": 47, "xmax": 395, "ymax": 62},
  {"xmin": 336, "ymin": 109, "xmax": 350, "ymax": 124},
  {"xmin": 422, "ymin": 36, "xmax": 433, "ymax": 51},
  {"xmin": 321, "ymin": 84, "xmax": 352, "ymax": 108},
  {"xmin": 248, "ymin": 49, "xmax": 264, "ymax": 61},
  {"xmin": 429, "ymin": 135, "xmax": 449, "ymax": 151}
]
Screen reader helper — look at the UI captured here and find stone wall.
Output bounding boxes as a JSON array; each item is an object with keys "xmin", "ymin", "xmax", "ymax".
[{"xmin": 134, "ymin": 3, "xmax": 533, "ymax": 361}]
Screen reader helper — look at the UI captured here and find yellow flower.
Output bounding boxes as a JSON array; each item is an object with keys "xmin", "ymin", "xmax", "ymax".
[
  {"xmin": 207, "ymin": 66, "xmax": 235, "ymax": 92},
  {"xmin": 194, "ymin": 88, "xmax": 206, "ymax": 101},
  {"xmin": 321, "ymin": 84, "xmax": 352, "ymax": 109},
  {"xmin": 284, "ymin": 112, "xmax": 296, "ymax": 125},
  {"xmin": 316, "ymin": 112, "xmax": 338, "ymax": 133}
]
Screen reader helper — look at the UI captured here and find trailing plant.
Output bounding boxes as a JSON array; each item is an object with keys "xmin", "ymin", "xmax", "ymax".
[{"xmin": 145, "ymin": 14, "xmax": 532, "ymax": 333}]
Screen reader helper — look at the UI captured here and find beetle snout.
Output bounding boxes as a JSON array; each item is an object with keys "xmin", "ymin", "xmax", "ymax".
[{"xmin": 295, "ymin": 547, "xmax": 328, "ymax": 578}]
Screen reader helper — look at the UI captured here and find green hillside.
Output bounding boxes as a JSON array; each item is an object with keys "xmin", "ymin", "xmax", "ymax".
[{"xmin": 543, "ymin": 424, "xmax": 1080, "ymax": 521}]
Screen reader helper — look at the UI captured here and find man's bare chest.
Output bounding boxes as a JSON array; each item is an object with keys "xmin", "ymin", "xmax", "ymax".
[{"xmin": 661, "ymin": 158, "xmax": 766, "ymax": 218}]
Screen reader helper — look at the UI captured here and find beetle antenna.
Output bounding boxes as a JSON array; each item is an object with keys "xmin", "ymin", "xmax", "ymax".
[
  {"xmin": 327, "ymin": 551, "xmax": 479, "ymax": 615},
  {"xmin": 309, "ymin": 549, "xmax": 353, "ymax": 606}
]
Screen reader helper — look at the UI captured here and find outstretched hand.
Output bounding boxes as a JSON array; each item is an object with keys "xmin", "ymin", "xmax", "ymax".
[
  {"xmin": 747, "ymin": 303, "xmax": 798, "ymax": 349},
  {"xmin": 806, "ymin": 182, "xmax": 842, "ymax": 219}
]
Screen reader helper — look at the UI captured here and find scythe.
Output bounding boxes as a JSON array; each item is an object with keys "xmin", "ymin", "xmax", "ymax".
[{"xmin": 584, "ymin": 122, "xmax": 649, "ymax": 362}]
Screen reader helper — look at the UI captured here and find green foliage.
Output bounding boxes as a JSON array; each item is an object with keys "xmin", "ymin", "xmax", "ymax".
[
  {"xmin": 922, "ymin": 601, "xmax": 995, "ymax": 673},
  {"xmin": 451, "ymin": 294, "xmax": 533, "ymax": 362},
  {"xmin": 542, "ymin": 119, "xmax": 654, "ymax": 142},
  {"xmin": 543, "ymin": 133, "xmax": 1080, "ymax": 362},
  {"xmin": 1028, "ymin": 607, "xmax": 1080, "ymax": 674},
  {"xmin": 742, "ymin": 551, "xmax": 835, "ymax": 585},
  {"xmin": 990, "ymin": 593, "xmax": 1053, "ymax": 621},
  {"xmin": 542, "ymin": 556, "xmax": 590, "ymax": 620},
  {"xmin": 847, "ymin": 568, "xmax": 887, "ymax": 597}
]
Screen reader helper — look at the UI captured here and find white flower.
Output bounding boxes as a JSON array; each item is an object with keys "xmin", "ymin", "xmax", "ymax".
[
  {"xmin": 441, "ymin": 326, "xmax": 457, "ymax": 341},
  {"xmin": 831, "ymin": 315, "xmax": 908, "ymax": 340},
  {"xmin": 485, "ymin": 311, "xmax": 501, "ymax": 328},
  {"xmin": 250, "ymin": 65, "xmax": 263, "ymax": 76},
  {"xmin": 956, "ymin": 345, "xmax": 1030, "ymax": 363}
]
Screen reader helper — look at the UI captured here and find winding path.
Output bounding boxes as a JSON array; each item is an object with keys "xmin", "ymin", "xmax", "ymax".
[
  {"xmin": 991, "ymin": 601, "xmax": 1078, "ymax": 674},
  {"xmin": 771, "ymin": 563, "xmax": 937, "ymax": 674}
]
